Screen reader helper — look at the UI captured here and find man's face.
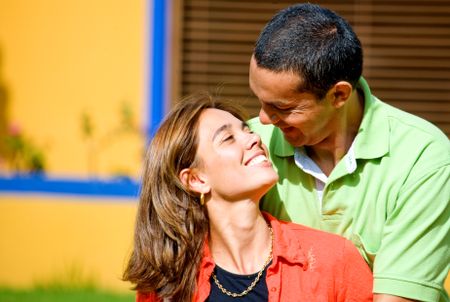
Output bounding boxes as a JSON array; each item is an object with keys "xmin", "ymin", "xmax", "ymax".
[{"xmin": 249, "ymin": 57, "xmax": 338, "ymax": 147}]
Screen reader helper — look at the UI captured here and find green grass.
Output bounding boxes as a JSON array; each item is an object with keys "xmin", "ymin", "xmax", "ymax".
[
  {"xmin": 0, "ymin": 263, "xmax": 135, "ymax": 301},
  {"xmin": 0, "ymin": 287, "xmax": 134, "ymax": 302}
]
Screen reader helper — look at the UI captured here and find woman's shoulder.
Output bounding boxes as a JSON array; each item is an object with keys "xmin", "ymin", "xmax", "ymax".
[
  {"xmin": 265, "ymin": 212, "xmax": 351, "ymax": 256},
  {"xmin": 283, "ymin": 220, "xmax": 347, "ymax": 246}
]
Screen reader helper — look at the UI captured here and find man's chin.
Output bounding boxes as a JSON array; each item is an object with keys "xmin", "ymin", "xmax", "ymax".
[{"xmin": 283, "ymin": 134, "xmax": 304, "ymax": 147}]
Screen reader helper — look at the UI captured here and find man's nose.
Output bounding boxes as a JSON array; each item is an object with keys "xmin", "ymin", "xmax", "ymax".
[
  {"xmin": 259, "ymin": 107, "xmax": 272, "ymax": 125},
  {"xmin": 259, "ymin": 108, "xmax": 279, "ymax": 125}
]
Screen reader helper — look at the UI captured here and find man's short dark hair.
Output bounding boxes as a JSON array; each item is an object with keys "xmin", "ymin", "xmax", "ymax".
[{"xmin": 254, "ymin": 3, "xmax": 363, "ymax": 99}]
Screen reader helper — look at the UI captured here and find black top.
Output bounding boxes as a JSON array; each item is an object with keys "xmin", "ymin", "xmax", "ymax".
[{"xmin": 206, "ymin": 262, "xmax": 270, "ymax": 302}]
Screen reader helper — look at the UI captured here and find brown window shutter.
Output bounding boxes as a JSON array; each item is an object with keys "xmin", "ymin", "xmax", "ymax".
[{"xmin": 178, "ymin": 0, "xmax": 450, "ymax": 137}]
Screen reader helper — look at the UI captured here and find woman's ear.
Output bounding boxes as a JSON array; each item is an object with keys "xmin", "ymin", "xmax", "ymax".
[{"xmin": 179, "ymin": 168, "xmax": 210, "ymax": 194}]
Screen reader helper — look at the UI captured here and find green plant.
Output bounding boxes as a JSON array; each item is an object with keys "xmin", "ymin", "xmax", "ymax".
[
  {"xmin": 33, "ymin": 263, "xmax": 97, "ymax": 291},
  {"xmin": 80, "ymin": 101, "xmax": 143, "ymax": 178},
  {"xmin": 2, "ymin": 123, "xmax": 46, "ymax": 173}
]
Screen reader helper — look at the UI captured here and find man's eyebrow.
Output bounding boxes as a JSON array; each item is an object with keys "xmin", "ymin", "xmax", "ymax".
[
  {"xmin": 272, "ymin": 100, "xmax": 295, "ymax": 107},
  {"xmin": 212, "ymin": 123, "xmax": 231, "ymax": 142}
]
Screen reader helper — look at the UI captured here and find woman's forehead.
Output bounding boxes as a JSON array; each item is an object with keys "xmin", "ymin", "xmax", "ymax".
[
  {"xmin": 199, "ymin": 108, "xmax": 241, "ymax": 127},
  {"xmin": 198, "ymin": 109, "xmax": 242, "ymax": 139}
]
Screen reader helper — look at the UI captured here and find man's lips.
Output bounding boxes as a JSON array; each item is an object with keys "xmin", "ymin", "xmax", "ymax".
[{"xmin": 280, "ymin": 126, "xmax": 295, "ymax": 134}]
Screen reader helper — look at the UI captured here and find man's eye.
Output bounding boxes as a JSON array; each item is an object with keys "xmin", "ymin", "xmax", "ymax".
[{"xmin": 275, "ymin": 106, "xmax": 292, "ymax": 112}]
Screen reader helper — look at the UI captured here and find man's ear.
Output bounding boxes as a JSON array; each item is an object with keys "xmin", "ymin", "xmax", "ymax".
[
  {"xmin": 326, "ymin": 81, "xmax": 353, "ymax": 109},
  {"xmin": 179, "ymin": 168, "xmax": 210, "ymax": 194}
]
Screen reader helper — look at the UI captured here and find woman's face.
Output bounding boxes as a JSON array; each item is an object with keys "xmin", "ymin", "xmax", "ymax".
[{"xmin": 195, "ymin": 108, "xmax": 278, "ymax": 202}]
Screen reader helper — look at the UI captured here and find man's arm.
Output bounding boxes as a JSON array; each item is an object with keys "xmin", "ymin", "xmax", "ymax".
[{"xmin": 373, "ymin": 163, "xmax": 450, "ymax": 301}]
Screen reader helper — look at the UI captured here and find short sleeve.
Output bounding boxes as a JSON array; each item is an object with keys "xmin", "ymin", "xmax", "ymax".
[{"xmin": 373, "ymin": 165, "xmax": 450, "ymax": 302}]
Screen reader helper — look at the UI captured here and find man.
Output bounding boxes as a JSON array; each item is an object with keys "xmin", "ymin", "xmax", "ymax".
[{"xmin": 248, "ymin": 3, "xmax": 450, "ymax": 302}]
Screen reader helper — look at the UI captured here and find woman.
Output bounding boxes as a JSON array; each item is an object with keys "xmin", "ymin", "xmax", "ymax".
[{"xmin": 123, "ymin": 94, "xmax": 373, "ymax": 301}]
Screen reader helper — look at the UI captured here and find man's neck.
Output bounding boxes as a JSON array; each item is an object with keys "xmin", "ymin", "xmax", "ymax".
[{"xmin": 306, "ymin": 90, "xmax": 364, "ymax": 176}]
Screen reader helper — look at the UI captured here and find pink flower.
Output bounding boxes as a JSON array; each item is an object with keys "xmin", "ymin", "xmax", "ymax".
[{"xmin": 8, "ymin": 123, "xmax": 21, "ymax": 136}]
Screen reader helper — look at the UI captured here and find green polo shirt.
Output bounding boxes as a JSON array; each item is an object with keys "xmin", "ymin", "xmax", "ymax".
[{"xmin": 249, "ymin": 77, "xmax": 450, "ymax": 302}]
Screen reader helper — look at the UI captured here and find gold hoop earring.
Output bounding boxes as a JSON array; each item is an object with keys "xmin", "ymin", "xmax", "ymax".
[{"xmin": 200, "ymin": 193, "xmax": 205, "ymax": 206}]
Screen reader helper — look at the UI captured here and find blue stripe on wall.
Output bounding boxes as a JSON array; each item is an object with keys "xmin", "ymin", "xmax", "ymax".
[
  {"xmin": 149, "ymin": 0, "xmax": 166, "ymax": 137},
  {"xmin": 0, "ymin": 175, "xmax": 139, "ymax": 198}
]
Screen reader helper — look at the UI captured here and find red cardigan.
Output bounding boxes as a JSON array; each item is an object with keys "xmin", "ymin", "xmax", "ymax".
[{"xmin": 137, "ymin": 212, "xmax": 373, "ymax": 302}]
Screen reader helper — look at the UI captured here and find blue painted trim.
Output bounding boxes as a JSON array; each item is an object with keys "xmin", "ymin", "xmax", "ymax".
[
  {"xmin": 0, "ymin": 0, "xmax": 169, "ymax": 197},
  {"xmin": 0, "ymin": 175, "xmax": 140, "ymax": 198},
  {"xmin": 149, "ymin": 0, "xmax": 167, "ymax": 137}
]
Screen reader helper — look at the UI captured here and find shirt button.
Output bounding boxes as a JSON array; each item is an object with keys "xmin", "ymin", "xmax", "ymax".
[{"xmin": 271, "ymin": 287, "xmax": 277, "ymax": 292}]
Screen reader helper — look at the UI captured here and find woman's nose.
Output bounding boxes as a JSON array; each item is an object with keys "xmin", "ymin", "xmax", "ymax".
[{"xmin": 245, "ymin": 132, "xmax": 262, "ymax": 150}]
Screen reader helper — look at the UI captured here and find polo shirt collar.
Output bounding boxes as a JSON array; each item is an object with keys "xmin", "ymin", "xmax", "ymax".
[
  {"xmin": 198, "ymin": 213, "xmax": 309, "ymax": 278},
  {"xmin": 273, "ymin": 127, "xmax": 295, "ymax": 157},
  {"xmin": 272, "ymin": 77, "xmax": 389, "ymax": 160},
  {"xmin": 353, "ymin": 77, "xmax": 390, "ymax": 159},
  {"xmin": 263, "ymin": 212, "xmax": 308, "ymax": 269},
  {"xmin": 196, "ymin": 238, "xmax": 215, "ymax": 301},
  {"xmin": 194, "ymin": 214, "xmax": 309, "ymax": 300}
]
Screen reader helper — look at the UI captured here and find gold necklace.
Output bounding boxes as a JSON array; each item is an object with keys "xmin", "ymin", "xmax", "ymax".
[{"xmin": 212, "ymin": 226, "xmax": 273, "ymax": 298}]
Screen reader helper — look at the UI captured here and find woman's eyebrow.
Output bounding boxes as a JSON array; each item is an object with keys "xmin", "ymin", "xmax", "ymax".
[{"xmin": 212, "ymin": 123, "xmax": 231, "ymax": 142}]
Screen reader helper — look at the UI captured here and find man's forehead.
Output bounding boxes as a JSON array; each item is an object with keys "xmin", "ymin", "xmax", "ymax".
[{"xmin": 251, "ymin": 68, "xmax": 304, "ymax": 93}]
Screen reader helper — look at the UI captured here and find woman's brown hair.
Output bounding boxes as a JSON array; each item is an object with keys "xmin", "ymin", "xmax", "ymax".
[{"xmin": 123, "ymin": 93, "xmax": 248, "ymax": 301}]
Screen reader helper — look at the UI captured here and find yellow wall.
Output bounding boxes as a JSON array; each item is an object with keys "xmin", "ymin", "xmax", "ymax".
[
  {"xmin": 0, "ymin": 0, "xmax": 148, "ymax": 294},
  {"xmin": 0, "ymin": 195, "xmax": 137, "ymax": 292},
  {"xmin": 0, "ymin": 0, "xmax": 145, "ymax": 178},
  {"xmin": 1, "ymin": 0, "xmax": 449, "ymax": 297}
]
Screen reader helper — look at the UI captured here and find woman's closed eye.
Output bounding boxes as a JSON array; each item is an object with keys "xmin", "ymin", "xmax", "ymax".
[
  {"xmin": 222, "ymin": 134, "xmax": 234, "ymax": 143},
  {"xmin": 243, "ymin": 125, "xmax": 253, "ymax": 134}
]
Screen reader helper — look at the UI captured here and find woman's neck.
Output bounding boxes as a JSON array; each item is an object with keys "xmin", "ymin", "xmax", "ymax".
[{"xmin": 207, "ymin": 201, "xmax": 272, "ymax": 275}]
